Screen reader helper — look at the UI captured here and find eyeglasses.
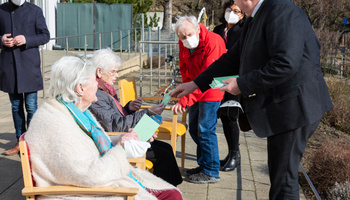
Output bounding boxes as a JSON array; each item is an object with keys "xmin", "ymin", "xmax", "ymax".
[
  {"xmin": 225, "ymin": 8, "xmax": 241, "ymax": 14},
  {"xmin": 106, "ymin": 69, "xmax": 118, "ymax": 76}
]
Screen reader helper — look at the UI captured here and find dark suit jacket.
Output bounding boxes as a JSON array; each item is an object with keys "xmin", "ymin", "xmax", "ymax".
[
  {"xmin": 194, "ymin": 0, "xmax": 333, "ymax": 137},
  {"xmin": 0, "ymin": 2, "xmax": 50, "ymax": 93}
]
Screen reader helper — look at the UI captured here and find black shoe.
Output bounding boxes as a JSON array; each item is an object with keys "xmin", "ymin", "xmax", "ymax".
[
  {"xmin": 186, "ymin": 172, "xmax": 221, "ymax": 184},
  {"xmin": 220, "ymin": 155, "xmax": 229, "ymax": 166},
  {"xmin": 220, "ymin": 151, "xmax": 240, "ymax": 172},
  {"xmin": 185, "ymin": 166, "xmax": 202, "ymax": 176}
]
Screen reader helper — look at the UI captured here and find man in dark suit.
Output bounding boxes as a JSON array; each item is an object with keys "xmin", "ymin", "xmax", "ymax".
[
  {"xmin": 171, "ymin": 0, "xmax": 333, "ymax": 199},
  {"xmin": 0, "ymin": 0, "xmax": 50, "ymax": 155}
]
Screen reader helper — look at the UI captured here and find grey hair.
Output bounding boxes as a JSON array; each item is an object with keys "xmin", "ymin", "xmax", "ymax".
[
  {"xmin": 48, "ymin": 56, "xmax": 96, "ymax": 103},
  {"xmin": 175, "ymin": 15, "xmax": 199, "ymax": 36},
  {"xmin": 92, "ymin": 48, "xmax": 122, "ymax": 72}
]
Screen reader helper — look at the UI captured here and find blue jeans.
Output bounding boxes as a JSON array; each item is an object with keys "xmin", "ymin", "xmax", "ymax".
[
  {"xmin": 8, "ymin": 92, "xmax": 38, "ymax": 140},
  {"xmin": 188, "ymin": 101, "xmax": 221, "ymax": 177}
]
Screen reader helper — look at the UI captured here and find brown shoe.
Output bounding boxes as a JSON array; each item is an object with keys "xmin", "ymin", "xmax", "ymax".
[{"xmin": 3, "ymin": 143, "xmax": 20, "ymax": 155}]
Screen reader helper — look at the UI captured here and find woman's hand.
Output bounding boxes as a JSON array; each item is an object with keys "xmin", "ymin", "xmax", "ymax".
[
  {"xmin": 129, "ymin": 97, "xmax": 142, "ymax": 111},
  {"xmin": 148, "ymin": 133, "xmax": 158, "ymax": 143},
  {"xmin": 171, "ymin": 103, "xmax": 186, "ymax": 114},
  {"xmin": 148, "ymin": 103, "xmax": 165, "ymax": 115},
  {"xmin": 117, "ymin": 131, "xmax": 139, "ymax": 148}
]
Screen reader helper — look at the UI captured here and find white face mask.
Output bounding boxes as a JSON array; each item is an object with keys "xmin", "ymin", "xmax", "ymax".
[
  {"xmin": 225, "ymin": 11, "xmax": 240, "ymax": 24},
  {"xmin": 182, "ymin": 34, "xmax": 199, "ymax": 49},
  {"xmin": 11, "ymin": 0, "xmax": 25, "ymax": 6}
]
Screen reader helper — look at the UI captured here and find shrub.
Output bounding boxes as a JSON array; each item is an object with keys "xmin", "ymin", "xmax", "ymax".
[
  {"xmin": 323, "ymin": 77, "xmax": 350, "ymax": 133},
  {"xmin": 144, "ymin": 55, "xmax": 165, "ymax": 69},
  {"xmin": 308, "ymin": 138, "xmax": 350, "ymax": 198}
]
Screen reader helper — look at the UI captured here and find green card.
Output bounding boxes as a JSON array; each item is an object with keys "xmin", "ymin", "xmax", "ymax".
[
  {"xmin": 210, "ymin": 75, "xmax": 239, "ymax": 89},
  {"xmin": 133, "ymin": 114, "xmax": 160, "ymax": 142},
  {"xmin": 161, "ymin": 89, "xmax": 174, "ymax": 105}
]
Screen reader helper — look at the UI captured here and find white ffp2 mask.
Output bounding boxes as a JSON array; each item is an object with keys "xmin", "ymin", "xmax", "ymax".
[
  {"xmin": 182, "ymin": 34, "xmax": 199, "ymax": 49},
  {"xmin": 11, "ymin": 0, "xmax": 25, "ymax": 6},
  {"xmin": 225, "ymin": 11, "xmax": 240, "ymax": 24}
]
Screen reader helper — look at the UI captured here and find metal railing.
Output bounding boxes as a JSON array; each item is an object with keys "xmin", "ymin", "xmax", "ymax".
[
  {"xmin": 139, "ymin": 40, "xmax": 179, "ymax": 96},
  {"xmin": 40, "ymin": 27, "xmax": 144, "ymax": 98}
]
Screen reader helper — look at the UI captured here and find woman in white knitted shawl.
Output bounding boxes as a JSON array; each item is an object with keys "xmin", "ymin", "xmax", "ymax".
[{"xmin": 24, "ymin": 56, "xmax": 182, "ymax": 200}]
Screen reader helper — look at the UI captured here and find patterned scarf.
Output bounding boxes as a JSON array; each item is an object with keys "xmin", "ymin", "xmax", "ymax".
[
  {"xmin": 96, "ymin": 78, "xmax": 128, "ymax": 116},
  {"xmin": 59, "ymin": 98, "xmax": 113, "ymax": 155}
]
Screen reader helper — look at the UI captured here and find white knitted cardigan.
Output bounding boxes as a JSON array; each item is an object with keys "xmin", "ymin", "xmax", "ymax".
[{"xmin": 25, "ymin": 99, "xmax": 179, "ymax": 200}]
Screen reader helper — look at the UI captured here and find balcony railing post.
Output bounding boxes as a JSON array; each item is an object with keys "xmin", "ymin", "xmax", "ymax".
[
  {"xmin": 111, "ymin": 32, "xmax": 113, "ymax": 50},
  {"xmin": 120, "ymin": 30, "xmax": 122, "ymax": 57},
  {"xmin": 84, "ymin": 35, "xmax": 87, "ymax": 59},
  {"xmin": 128, "ymin": 30, "xmax": 131, "ymax": 59},
  {"xmin": 99, "ymin": 33, "xmax": 101, "ymax": 50}
]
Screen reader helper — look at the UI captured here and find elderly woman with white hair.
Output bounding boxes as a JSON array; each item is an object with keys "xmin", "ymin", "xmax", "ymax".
[
  {"xmin": 89, "ymin": 48, "xmax": 183, "ymax": 187},
  {"xmin": 24, "ymin": 56, "xmax": 182, "ymax": 200}
]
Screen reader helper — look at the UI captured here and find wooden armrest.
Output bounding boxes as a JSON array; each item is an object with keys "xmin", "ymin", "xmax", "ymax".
[
  {"xmin": 22, "ymin": 186, "xmax": 138, "ymax": 196},
  {"xmin": 106, "ymin": 132, "xmax": 126, "ymax": 136}
]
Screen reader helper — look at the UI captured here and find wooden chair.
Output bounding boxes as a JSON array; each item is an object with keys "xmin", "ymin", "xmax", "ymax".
[
  {"xmin": 106, "ymin": 132, "xmax": 153, "ymax": 170},
  {"xmin": 19, "ymin": 139, "xmax": 138, "ymax": 200},
  {"xmin": 118, "ymin": 76, "xmax": 188, "ymax": 169}
]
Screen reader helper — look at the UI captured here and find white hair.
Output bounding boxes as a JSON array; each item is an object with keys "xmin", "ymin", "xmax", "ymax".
[
  {"xmin": 175, "ymin": 15, "xmax": 199, "ymax": 36},
  {"xmin": 92, "ymin": 48, "xmax": 122, "ymax": 72},
  {"xmin": 48, "ymin": 56, "xmax": 96, "ymax": 103}
]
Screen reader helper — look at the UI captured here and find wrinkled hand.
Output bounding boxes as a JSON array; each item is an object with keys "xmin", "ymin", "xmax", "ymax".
[
  {"xmin": 129, "ymin": 97, "xmax": 142, "ymax": 111},
  {"xmin": 13, "ymin": 35, "xmax": 26, "ymax": 46},
  {"xmin": 171, "ymin": 103, "xmax": 186, "ymax": 114},
  {"xmin": 148, "ymin": 103, "xmax": 165, "ymax": 115},
  {"xmin": 169, "ymin": 81, "xmax": 198, "ymax": 98},
  {"xmin": 117, "ymin": 131, "xmax": 139, "ymax": 148},
  {"xmin": 220, "ymin": 78, "xmax": 241, "ymax": 95},
  {"xmin": 1, "ymin": 34, "xmax": 14, "ymax": 47},
  {"xmin": 148, "ymin": 133, "xmax": 158, "ymax": 143}
]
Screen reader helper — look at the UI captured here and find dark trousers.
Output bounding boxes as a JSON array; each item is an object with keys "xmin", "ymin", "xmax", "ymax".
[
  {"xmin": 220, "ymin": 107, "xmax": 240, "ymax": 152},
  {"xmin": 146, "ymin": 140, "xmax": 183, "ymax": 186},
  {"xmin": 267, "ymin": 120, "xmax": 320, "ymax": 200},
  {"xmin": 8, "ymin": 92, "xmax": 38, "ymax": 140}
]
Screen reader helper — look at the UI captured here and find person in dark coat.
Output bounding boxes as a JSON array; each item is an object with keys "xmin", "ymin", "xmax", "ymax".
[
  {"xmin": 170, "ymin": 0, "xmax": 333, "ymax": 199},
  {"xmin": 89, "ymin": 49, "xmax": 183, "ymax": 187},
  {"xmin": 213, "ymin": 0, "xmax": 245, "ymax": 172},
  {"xmin": 0, "ymin": 0, "xmax": 50, "ymax": 155}
]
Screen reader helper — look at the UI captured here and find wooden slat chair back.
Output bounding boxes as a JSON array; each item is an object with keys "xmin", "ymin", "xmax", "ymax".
[
  {"xmin": 118, "ymin": 76, "xmax": 188, "ymax": 169},
  {"xmin": 19, "ymin": 135, "xmax": 138, "ymax": 200}
]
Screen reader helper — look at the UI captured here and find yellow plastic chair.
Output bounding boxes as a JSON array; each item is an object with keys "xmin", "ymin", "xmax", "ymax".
[
  {"xmin": 19, "ymin": 139, "xmax": 138, "ymax": 200},
  {"xmin": 107, "ymin": 132, "xmax": 153, "ymax": 170},
  {"xmin": 118, "ymin": 76, "xmax": 187, "ymax": 169}
]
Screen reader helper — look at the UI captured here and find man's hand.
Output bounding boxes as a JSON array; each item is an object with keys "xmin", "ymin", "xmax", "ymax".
[
  {"xmin": 13, "ymin": 35, "xmax": 26, "ymax": 46},
  {"xmin": 129, "ymin": 97, "xmax": 142, "ymax": 111},
  {"xmin": 220, "ymin": 78, "xmax": 241, "ymax": 95},
  {"xmin": 171, "ymin": 103, "xmax": 186, "ymax": 114},
  {"xmin": 169, "ymin": 81, "xmax": 198, "ymax": 98},
  {"xmin": 1, "ymin": 34, "xmax": 14, "ymax": 47}
]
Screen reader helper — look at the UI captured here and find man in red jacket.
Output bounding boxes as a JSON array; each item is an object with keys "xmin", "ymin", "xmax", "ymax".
[{"xmin": 172, "ymin": 16, "xmax": 226, "ymax": 184}]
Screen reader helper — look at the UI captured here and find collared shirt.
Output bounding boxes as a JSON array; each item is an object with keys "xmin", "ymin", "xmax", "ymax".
[{"xmin": 252, "ymin": 0, "xmax": 265, "ymax": 17}]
